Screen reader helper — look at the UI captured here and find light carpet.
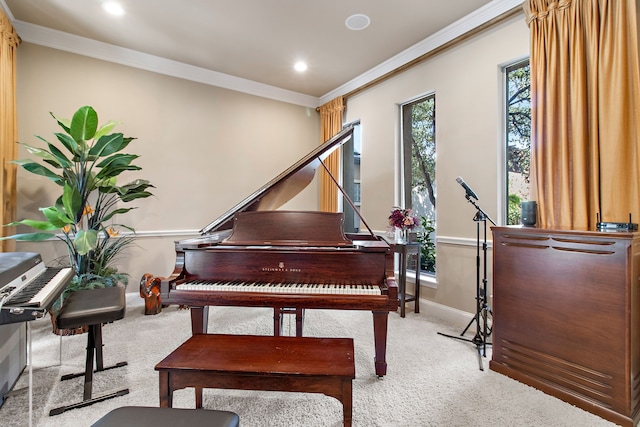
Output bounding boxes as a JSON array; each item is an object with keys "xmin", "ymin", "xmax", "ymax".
[{"xmin": 0, "ymin": 293, "xmax": 619, "ymax": 426}]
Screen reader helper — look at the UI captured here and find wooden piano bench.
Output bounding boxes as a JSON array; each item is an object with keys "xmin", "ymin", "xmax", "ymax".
[
  {"xmin": 91, "ymin": 406, "xmax": 240, "ymax": 427},
  {"xmin": 155, "ymin": 334, "xmax": 355, "ymax": 427}
]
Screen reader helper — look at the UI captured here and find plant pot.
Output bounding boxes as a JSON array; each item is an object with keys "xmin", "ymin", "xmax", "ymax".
[{"xmin": 49, "ymin": 313, "xmax": 89, "ymax": 336}]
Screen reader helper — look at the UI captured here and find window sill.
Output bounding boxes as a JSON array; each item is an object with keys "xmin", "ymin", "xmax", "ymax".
[{"xmin": 399, "ymin": 270, "xmax": 437, "ymax": 289}]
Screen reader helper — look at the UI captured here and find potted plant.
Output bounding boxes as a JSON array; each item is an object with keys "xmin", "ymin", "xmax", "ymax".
[{"xmin": 2, "ymin": 105, "xmax": 154, "ymax": 328}]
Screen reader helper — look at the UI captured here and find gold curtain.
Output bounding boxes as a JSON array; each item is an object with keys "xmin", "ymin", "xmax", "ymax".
[
  {"xmin": 0, "ymin": 10, "xmax": 19, "ymax": 252},
  {"xmin": 524, "ymin": 0, "xmax": 640, "ymax": 229},
  {"xmin": 318, "ymin": 97, "xmax": 345, "ymax": 212}
]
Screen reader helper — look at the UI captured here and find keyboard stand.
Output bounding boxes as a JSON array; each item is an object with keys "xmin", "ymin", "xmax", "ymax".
[{"xmin": 28, "ymin": 321, "xmax": 33, "ymax": 427}]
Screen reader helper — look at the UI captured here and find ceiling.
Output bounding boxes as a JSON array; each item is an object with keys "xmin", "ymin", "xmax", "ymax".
[{"xmin": 2, "ymin": 0, "xmax": 521, "ymax": 105}]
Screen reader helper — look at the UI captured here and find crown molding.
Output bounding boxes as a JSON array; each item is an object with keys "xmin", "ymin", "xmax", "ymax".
[
  {"xmin": 319, "ymin": 0, "xmax": 524, "ymax": 104},
  {"xmin": 8, "ymin": 0, "xmax": 523, "ymax": 110},
  {"xmin": 12, "ymin": 20, "xmax": 321, "ymax": 109}
]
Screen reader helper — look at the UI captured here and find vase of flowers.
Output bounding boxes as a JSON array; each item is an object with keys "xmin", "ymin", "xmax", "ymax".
[
  {"xmin": 388, "ymin": 207, "xmax": 418, "ymax": 243},
  {"xmin": 1, "ymin": 106, "xmax": 154, "ymax": 330}
]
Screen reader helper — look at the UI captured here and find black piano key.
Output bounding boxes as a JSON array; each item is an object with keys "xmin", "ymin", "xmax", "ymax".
[{"xmin": 7, "ymin": 267, "xmax": 64, "ymax": 305}]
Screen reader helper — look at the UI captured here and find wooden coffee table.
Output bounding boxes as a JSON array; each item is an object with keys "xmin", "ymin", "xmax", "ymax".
[{"xmin": 155, "ymin": 334, "xmax": 355, "ymax": 426}]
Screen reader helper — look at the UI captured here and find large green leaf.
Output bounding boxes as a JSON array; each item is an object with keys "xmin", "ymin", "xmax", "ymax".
[
  {"xmin": 50, "ymin": 112, "xmax": 71, "ymax": 134},
  {"xmin": 96, "ymin": 153, "xmax": 138, "ymax": 168},
  {"xmin": 100, "ymin": 180, "xmax": 154, "ymax": 201},
  {"xmin": 101, "ymin": 165, "xmax": 141, "ymax": 179},
  {"xmin": 96, "ymin": 207, "xmax": 133, "ymax": 224},
  {"xmin": 74, "ymin": 229, "xmax": 98, "ymax": 255},
  {"xmin": 95, "ymin": 154, "xmax": 140, "ymax": 179},
  {"xmin": 41, "ymin": 206, "xmax": 73, "ymax": 228},
  {"xmin": 89, "ymin": 133, "xmax": 125, "ymax": 157},
  {"xmin": 6, "ymin": 218, "xmax": 59, "ymax": 231},
  {"xmin": 14, "ymin": 160, "xmax": 64, "ymax": 185},
  {"xmin": 120, "ymin": 191, "xmax": 154, "ymax": 202},
  {"xmin": 53, "ymin": 132, "xmax": 79, "ymax": 156},
  {"xmin": 70, "ymin": 106, "xmax": 98, "ymax": 142},
  {"xmin": 93, "ymin": 120, "xmax": 120, "ymax": 140},
  {"xmin": 0, "ymin": 232, "xmax": 56, "ymax": 241},
  {"xmin": 118, "ymin": 179, "xmax": 155, "ymax": 194},
  {"xmin": 47, "ymin": 143, "xmax": 73, "ymax": 168},
  {"xmin": 21, "ymin": 142, "xmax": 55, "ymax": 160},
  {"xmin": 61, "ymin": 183, "xmax": 84, "ymax": 222}
]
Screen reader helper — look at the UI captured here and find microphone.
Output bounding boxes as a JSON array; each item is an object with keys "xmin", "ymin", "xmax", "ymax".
[{"xmin": 456, "ymin": 176, "xmax": 479, "ymax": 200}]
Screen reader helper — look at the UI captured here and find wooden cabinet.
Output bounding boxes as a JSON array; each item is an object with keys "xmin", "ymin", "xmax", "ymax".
[{"xmin": 490, "ymin": 227, "xmax": 640, "ymax": 427}]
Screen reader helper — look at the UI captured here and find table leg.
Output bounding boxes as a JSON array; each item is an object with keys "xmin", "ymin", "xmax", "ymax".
[
  {"xmin": 342, "ymin": 379, "xmax": 352, "ymax": 427},
  {"xmin": 159, "ymin": 372, "xmax": 171, "ymax": 407},
  {"xmin": 399, "ymin": 252, "xmax": 407, "ymax": 318},
  {"xmin": 414, "ymin": 264, "xmax": 420, "ymax": 314},
  {"xmin": 195, "ymin": 386, "xmax": 203, "ymax": 408}
]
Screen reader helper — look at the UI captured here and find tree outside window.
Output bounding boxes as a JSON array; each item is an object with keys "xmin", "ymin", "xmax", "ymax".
[
  {"xmin": 506, "ymin": 60, "xmax": 531, "ymax": 224},
  {"xmin": 401, "ymin": 94, "xmax": 436, "ymax": 273}
]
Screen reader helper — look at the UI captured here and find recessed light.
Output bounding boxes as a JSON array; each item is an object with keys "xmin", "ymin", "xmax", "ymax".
[
  {"xmin": 294, "ymin": 61, "xmax": 308, "ymax": 72},
  {"xmin": 102, "ymin": 2, "xmax": 125, "ymax": 16},
  {"xmin": 345, "ymin": 14, "xmax": 370, "ymax": 31}
]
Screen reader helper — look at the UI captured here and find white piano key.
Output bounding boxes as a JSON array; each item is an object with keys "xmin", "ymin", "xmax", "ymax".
[{"xmin": 176, "ymin": 280, "xmax": 382, "ymax": 295}]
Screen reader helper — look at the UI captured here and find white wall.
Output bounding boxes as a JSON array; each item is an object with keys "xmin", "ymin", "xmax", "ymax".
[
  {"xmin": 14, "ymin": 43, "xmax": 320, "ymax": 286},
  {"xmin": 345, "ymin": 13, "xmax": 530, "ymax": 312}
]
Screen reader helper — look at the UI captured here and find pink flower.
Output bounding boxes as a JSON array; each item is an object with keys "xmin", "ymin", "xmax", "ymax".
[{"xmin": 388, "ymin": 207, "xmax": 418, "ymax": 230}]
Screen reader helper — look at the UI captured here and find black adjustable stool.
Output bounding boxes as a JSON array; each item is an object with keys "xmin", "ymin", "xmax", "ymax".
[
  {"xmin": 91, "ymin": 406, "xmax": 240, "ymax": 427},
  {"xmin": 50, "ymin": 286, "xmax": 129, "ymax": 416}
]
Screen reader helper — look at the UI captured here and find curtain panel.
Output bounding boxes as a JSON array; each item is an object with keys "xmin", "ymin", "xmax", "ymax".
[
  {"xmin": 524, "ymin": 0, "xmax": 640, "ymax": 229},
  {"xmin": 0, "ymin": 10, "xmax": 19, "ymax": 252},
  {"xmin": 318, "ymin": 97, "xmax": 345, "ymax": 212}
]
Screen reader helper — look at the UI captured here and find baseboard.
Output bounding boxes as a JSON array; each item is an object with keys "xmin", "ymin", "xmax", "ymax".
[
  {"xmin": 419, "ymin": 299, "xmax": 484, "ymax": 333},
  {"xmin": 125, "ymin": 291, "xmax": 483, "ymax": 334}
]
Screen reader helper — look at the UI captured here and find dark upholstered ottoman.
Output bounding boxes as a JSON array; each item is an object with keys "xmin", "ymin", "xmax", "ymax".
[{"xmin": 91, "ymin": 406, "xmax": 240, "ymax": 427}]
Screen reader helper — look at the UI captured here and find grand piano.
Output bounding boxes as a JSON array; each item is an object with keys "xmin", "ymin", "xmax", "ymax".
[{"xmin": 149, "ymin": 125, "xmax": 398, "ymax": 377}]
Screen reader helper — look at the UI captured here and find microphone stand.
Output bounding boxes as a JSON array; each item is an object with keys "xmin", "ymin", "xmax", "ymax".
[{"xmin": 438, "ymin": 193, "xmax": 496, "ymax": 371}]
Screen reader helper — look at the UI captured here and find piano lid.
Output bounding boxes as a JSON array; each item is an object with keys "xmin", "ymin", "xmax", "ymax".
[
  {"xmin": 0, "ymin": 252, "xmax": 43, "ymax": 287},
  {"xmin": 200, "ymin": 125, "xmax": 355, "ymax": 235}
]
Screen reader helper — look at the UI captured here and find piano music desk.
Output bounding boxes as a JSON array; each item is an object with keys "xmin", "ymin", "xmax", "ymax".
[
  {"xmin": 393, "ymin": 242, "xmax": 420, "ymax": 317},
  {"xmin": 155, "ymin": 334, "xmax": 355, "ymax": 426}
]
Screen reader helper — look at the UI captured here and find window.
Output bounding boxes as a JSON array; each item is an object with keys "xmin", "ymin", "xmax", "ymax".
[
  {"xmin": 342, "ymin": 121, "xmax": 361, "ymax": 233},
  {"xmin": 401, "ymin": 94, "xmax": 436, "ymax": 274},
  {"xmin": 505, "ymin": 60, "xmax": 531, "ymax": 224}
]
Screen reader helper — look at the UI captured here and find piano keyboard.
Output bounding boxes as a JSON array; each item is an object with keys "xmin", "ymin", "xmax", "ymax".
[
  {"xmin": 0, "ymin": 252, "xmax": 75, "ymax": 325},
  {"xmin": 177, "ymin": 280, "xmax": 382, "ymax": 295},
  {"xmin": 3, "ymin": 267, "xmax": 73, "ymax": 308}
]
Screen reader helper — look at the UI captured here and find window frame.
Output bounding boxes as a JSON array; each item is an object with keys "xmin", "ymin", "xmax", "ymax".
[
  {"xmin": 399, "ymin": 92, "xmax": 436, "ymax": 276},
  {"xmin": 503, "ymin": 58, "xmax": 531, "ymax": 226}
]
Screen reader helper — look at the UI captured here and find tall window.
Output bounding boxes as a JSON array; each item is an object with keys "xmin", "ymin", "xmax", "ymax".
[
  {"xmin": 342, "ymin": 121, "xmax": 361, "ymax": 233},
  {"xmin": 505, "ymin": 60, "xmax": 531, "ymax": 224},
  {"xmin": 401, "ymin": 94, "xmax": 436, "ymax": 273}
]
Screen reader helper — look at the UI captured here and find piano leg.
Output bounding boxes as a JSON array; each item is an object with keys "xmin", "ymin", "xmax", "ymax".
[
  {"xmin": 274, "ymin": 307, "xmax": 306, "ymax": 337},
  {"xmin": 190, "ymin": 306, "xmax": 209, "ymax": 334},
  {"xmin": 273, "ymin": 307, "xmax": 283, "ymax": 336},
  {"xmin": 295, "ymin": 308, "xmax": 305, "ymax": 337},
  {"xmin": 372, "ymin": 311, "xmax": 389, "ymax": 378}
]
